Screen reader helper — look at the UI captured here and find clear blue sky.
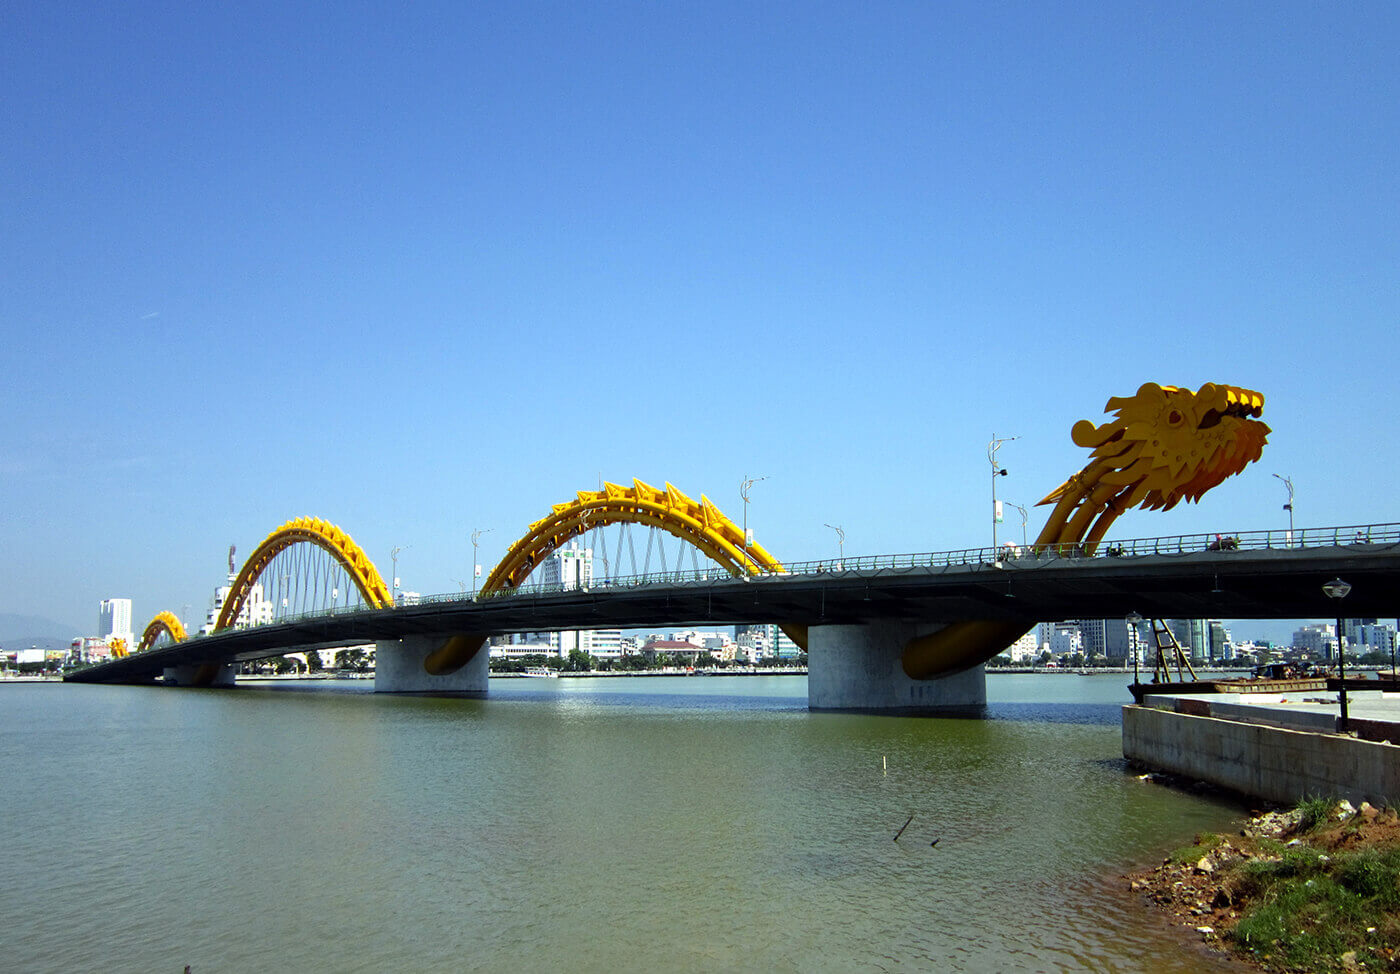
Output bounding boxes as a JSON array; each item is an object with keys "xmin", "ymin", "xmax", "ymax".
[{"xmin": 3, "ymin": 2, "xmax": 1397, "ymax": 642}]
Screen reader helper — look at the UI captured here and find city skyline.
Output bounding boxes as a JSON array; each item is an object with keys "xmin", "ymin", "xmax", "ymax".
[{"xmin": 4, "ymin": 4, "xmax": 1397, "ymax": 638}]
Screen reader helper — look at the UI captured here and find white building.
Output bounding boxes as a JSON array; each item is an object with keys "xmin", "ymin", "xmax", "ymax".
[
  {"xmin": 1006, "ymin": 629, "xmax": 1040, "ymax": 662},
  {"xmin": 1347, "ymin": 620, "xmax": 1396, "ymax": 654},
  {"xmin": 521, "ymin": 543, "xmax": 620, "ymax": 657},
  {"xmin": 1047, "ymin": 622, "xmax": 1082, "ymax": 656},
  {"xmin": 1292, "ymin": 623, "xmax": 1335, "ymax": 659},
  {"xmin": 489, "ymin": 637, "xmax": 557, "ymax": 659},
  {"xmin": 201, "ymin": 575, "xmax": 274, "ymax": 634},
  {"xmin": 539, "ymin": 542, "xmax": 592, "ymax": 590},
  {"xmin": 99, "ymin": 598, "xmax": 134, "ymax": 650},
  {"xmin": 734, "ymin": 624, "xmax": 800, "ymax": 661}
]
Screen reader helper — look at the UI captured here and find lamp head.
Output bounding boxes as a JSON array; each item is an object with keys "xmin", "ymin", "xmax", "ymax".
[{"xmin": 1322, "ymin": 578, "xmax": 1352, "ymax": 600}]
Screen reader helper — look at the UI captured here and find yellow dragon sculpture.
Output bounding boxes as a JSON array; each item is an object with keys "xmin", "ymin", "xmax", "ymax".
[{"xmin": 903, "ymin": 382, "xmax": 1269, "ymax": 680}]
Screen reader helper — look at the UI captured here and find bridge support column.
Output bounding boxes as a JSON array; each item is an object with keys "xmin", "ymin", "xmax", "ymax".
[
  {"xmin": 375, "ymin": 635, "xmax": 489, "ymax": 694},
  {"xmin": 162, "ymin": 663, "xmax": 236, "ymax": 687},
  {"xmin": 807, "ymin": 622, "xmax": 986, "ymax": 713}
]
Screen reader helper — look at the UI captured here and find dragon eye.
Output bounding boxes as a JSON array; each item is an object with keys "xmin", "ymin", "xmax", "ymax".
[{"xmin": 1167, "ymin": 409, "xmax": 1184, "ymax": 426}]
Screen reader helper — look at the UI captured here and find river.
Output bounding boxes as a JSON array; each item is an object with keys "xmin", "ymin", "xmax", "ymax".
[{"xmin": 1, "ymin": 674, "xmax": 1248, "ymax": 972}]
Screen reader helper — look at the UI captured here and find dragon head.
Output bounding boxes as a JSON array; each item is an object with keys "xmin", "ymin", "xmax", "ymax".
[
  {"xmin": 906, "ymin": 382, "xmax": 1271, "ymax": 681},
  {"xmin": 1044, "ymin": 382, "xmax": 1269, "ymax": 512}
]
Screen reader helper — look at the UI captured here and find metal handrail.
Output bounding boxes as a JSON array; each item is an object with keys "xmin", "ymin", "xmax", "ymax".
[
  {"xmin": 91, "ymin": 522, "xmax": 1400, "ymax": 657},
  {"xmin": 386, "ymin": 521, "xmax": 1400, "ymax": 605}
]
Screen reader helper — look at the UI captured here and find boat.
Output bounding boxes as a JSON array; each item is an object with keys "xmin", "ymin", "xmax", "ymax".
[
  {"xmin": 1128, "ymin": 624, "xmax": 1329, "ymax": 703},
  {"xmin": 522, "ymin": 666, "xmax": 559, "ymax": 678}
]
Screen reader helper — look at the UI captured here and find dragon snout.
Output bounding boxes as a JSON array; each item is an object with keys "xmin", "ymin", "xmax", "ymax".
[{"xmin": 1196, "ymin": 383, "xmax": 1265, "ymax": 429}]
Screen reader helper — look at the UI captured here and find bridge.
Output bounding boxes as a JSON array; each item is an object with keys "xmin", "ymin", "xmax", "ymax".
[
  {"xmin": 68, "ymin": 522, "xmax": 1400, "ymax": 709},
  {"xmin": 62, "ymin": 382, "xmax": 1400, "ymax": 710}
]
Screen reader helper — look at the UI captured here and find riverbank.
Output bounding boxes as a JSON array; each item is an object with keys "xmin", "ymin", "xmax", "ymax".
[{"xmin": 1130, "ymin": 797, "xmax": 1400, "ymax": 972}]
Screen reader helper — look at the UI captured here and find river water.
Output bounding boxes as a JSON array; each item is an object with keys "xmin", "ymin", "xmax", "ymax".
[{"xmin": 2, "ymin": 674, "xmax": 1248, "ymax": 972}]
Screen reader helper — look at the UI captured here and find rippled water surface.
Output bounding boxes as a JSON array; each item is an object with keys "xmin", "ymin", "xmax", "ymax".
[{"xmin": 2, "ymin": 675, "xmax": 1248, "ymax": 972}]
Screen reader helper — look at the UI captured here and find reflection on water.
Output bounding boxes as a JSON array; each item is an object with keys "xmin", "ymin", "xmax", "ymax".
[{"xmin": 1, "ymin": 675, "xmax": 1244, "ymax": 972}]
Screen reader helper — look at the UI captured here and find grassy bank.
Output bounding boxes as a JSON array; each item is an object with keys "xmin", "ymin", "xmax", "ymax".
[{"xmin": 1134, "ymin": 797, "xmax": 1400, "ymax": 972}]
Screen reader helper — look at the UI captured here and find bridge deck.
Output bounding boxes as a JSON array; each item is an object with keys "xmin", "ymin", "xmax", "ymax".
[{"xmin": 68, "ymin": 544, "xmax": 1400, "ymax": 684}]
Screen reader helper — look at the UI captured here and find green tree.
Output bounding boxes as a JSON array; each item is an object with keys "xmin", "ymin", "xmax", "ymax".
[
  {"xmin": 565, "ymin": 648, "xmax": 593, "ymax": 672},
  {"xmin": 305, "ymin": 650, "xmax": 323, "ymax": 673},
  {"xmin": 335, "ymin": 648, "xmax": 366, "ymax": 671}
]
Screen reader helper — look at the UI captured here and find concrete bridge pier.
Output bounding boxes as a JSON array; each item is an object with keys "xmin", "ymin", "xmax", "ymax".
[
  {"xmin": 375, "ymin": 635, "xmax": 489, "ymax": 694},
  {"xmin": 806, "ymin": 621, "xmax": 986, "ymax": 712},
  {"xmin": 162, "ymin": 663, "xmax": 237, "ymax": 687}
]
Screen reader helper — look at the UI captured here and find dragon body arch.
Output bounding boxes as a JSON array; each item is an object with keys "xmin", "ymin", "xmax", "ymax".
[
  {"xmin": 137, "ymin": 610, "xmax": 188, "ymax": 653},
  {"xmin": 424, "ymin": 480, "xmax": 793, "ymax": 676},
  {"xmin": 215, "ymin": 517, "xmax": 391, "ymax": 632}
]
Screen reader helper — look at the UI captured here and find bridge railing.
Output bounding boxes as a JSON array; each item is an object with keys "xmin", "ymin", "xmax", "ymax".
[
  {"xmin": 89, "ymin": 522, "xmax": 1400, "ymax": 662},
  {"xmin": 428, "ymin": 521, "xmax": 1400, "ymax": 602}
]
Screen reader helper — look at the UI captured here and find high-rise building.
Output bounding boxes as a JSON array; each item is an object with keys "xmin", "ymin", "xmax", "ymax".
[
  {"xmin": 1078, "ymin": 618, "xmax": 1134, "ymax": 660},
  {"xmin": 1047, "ymin": 622, "xmax": 1082, "ymax": 656},
  {"xmin": 99, "ymin": 598, "xmax": 134, "ymax": 650},
  {"xmin": 1292, "ymin": 623, "xmax": 1335, "ymax": 659},
  {"xmin": 1167, "ymin": 619, "xmax": 1209, "ymax": 662},
  {"xmin": 201, "ymin": 573, "xmax": 273, "ymax": 634},
  {"xmin": 1208, "ymin": 620, "xmax": 1231, "ymax": 661},
  {"xmin": 526, "ymin": 544, "xmax": 619, "ymax": 657},
  {"xmin": 538, "ymin": 542, "xmax": 592, "ymax": 590},
  {"xmin": 1345, "ymin": 619, "xmax": 1396, "ymax": 655}
]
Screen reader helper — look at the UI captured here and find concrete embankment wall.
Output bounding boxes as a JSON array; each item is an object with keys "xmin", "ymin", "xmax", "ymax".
[{"xmin": 1123, "ymin": 704, "xmax": 1400, "ymax": 806}]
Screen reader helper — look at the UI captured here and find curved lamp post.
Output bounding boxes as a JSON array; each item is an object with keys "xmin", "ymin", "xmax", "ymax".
[{"xmin": 1322, "ymin": 577, "xmax": 1351, "ymax": 732}]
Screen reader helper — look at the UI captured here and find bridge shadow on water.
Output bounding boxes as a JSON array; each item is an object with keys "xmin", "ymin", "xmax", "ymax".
[
  {"xmin": 984, "ymin": 701, "xmax": 1124, "ymax": 726},
  {"xmin": 234, "ymin": 678, "xmax": 1128, "ymax": 725}
]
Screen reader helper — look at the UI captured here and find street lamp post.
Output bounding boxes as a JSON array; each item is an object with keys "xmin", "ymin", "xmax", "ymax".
[
  {"xmin": 1322, "ymin": 577, "xmax": 1352, "ymax": 733},
  {"xmin": 823, "ymin": 523, "xmax": 845, "ymax": 567},
  {"xmin": 1126, "ymin": 611, "xmax": 1144, "ymax": 683},
  {"xmin": 1273, "ymin": 474, "xmax": 1295, "ymax": 546},
  {"xmin": 391, "ymin": 546, "xmax": 407, "ymax": 605},
  {"xmin": 471, "ymin": 528, "xmax": 492, "ymax": 596},
  {"xmin": 740, "ymin": 475, "xmax": 766, "ymax": 576},
  {"xmin": 989, "ymin": 435, "xmax": 1017, "ymax": 550},
  {"xmin": 1010, "ymin": 503, "xmax": 1029, "ymax": 548}
]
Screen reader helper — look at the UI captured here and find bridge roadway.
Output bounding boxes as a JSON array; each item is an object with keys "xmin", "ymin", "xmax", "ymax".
[{"xmin": 68, "ymin": 543, "xmax": 1400, "ymax": 688}]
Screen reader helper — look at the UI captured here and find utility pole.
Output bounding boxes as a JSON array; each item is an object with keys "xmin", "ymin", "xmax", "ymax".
[{"xmin": 988, "ymin": 435, "xmax": 1017, "ymax": 550}]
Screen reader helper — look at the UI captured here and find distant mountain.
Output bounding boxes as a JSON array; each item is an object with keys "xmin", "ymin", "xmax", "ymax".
[{"xmin": 0, "ymin": 613, "xmax": 82, "ymax": 650}]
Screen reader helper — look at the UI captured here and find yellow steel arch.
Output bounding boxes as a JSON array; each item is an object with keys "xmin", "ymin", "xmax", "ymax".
[
  {"xmin": 424, "ymin": 480, "xmax": 794, "ymax": 675},
  {"xmin": 215, "ymin": 517, "xmax": 392, "ymax": 632},
  {"xmin": 137, "ymin": 610, "xmax": 188, "ymax": 653}
]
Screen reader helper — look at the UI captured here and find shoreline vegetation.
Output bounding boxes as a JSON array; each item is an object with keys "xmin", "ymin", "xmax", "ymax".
[{"xmin": 1130, "ymin": 790, "xmax": 1400, "ymax": 972}]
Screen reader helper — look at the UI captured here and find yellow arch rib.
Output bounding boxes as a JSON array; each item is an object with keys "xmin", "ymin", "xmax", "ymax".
[
  {"xmin": 137, "ymin": 610, "xmax": 188, "ymax": 653},
  {"xmin": 425, "ymin": 480, "xmax": 790, "ymax": 676},
  {"xmin": 215, "ymin": 517, "xmax": 392, "ymax": 632}
]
